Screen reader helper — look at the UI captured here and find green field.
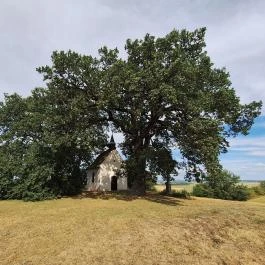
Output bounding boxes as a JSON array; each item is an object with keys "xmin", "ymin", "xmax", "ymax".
[{"xmin": 1, "ymin": 194, "xmax": 265, "ymax": 265}]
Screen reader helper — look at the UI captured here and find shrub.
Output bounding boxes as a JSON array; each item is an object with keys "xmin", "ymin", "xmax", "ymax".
[
  {"xmin": 231, "ymin": 185, "xmax": 251, "ymax": 201},
  {"xmin": 145, "ymin": 178, "xmax": 157, "ymax": 191},
  {"xmin": 159, "ymin": 189, "xmax": 191, "ymax": 199},
  {"xmin": 248, "ymin": 188, "xmax": 258, "ymax": 198},
  {"xmin": 249, "ymin": 181, "xmax": 265, "ymax": 198},
  {"xmin": 192, "ymin": 170, "xmax": 251, "ymax": 201},
  {"xmin": 251, "ymin": 186, "xmax": 265, "ymax": 196},
  {"xmin": 192, "ymin": 184, "xmax": 214, "ymax": 198},
  {"xmin": 21, "ymin": 191, "xmax": 56, "ymax": 202},
  {"xmin": 171, "ymin": 190, "xmax": 191, "ymax": 199},
  {"xmin": 260, "ymin": 181, "xmax": 265, "ymax": 190}
]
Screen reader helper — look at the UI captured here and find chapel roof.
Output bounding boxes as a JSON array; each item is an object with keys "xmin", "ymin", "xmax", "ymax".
[
  {"xmin": 88, "ymin": 148, "xmax": 113, "ymax": 169},
  {"xmin": 88, "ymin": 135, "xmax": 119, "ymax": 169}
]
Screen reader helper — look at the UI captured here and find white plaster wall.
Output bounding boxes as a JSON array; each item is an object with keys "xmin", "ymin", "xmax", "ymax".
[
  {"xmin": 86, "ymin": 169, "xmax": 101, "ymax": 191},
  {"xmin": 117, "ymin": 176, "xmax": 128, "ymax": 190}
]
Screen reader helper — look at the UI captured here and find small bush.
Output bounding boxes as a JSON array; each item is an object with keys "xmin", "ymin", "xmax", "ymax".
[
  {"xmin": 193, "ymin": 183, "xmax": 250, "ymax": 201},
  {"xmin": 22, "ymin": 191, "xmax": 56, "ymax": 202},
  {"xmin": 192, "ymin": 184, "xmax": 214, "ymax": 198},
  {"xmin": 231, "ymin": 185, "xmax": 251, "ymax": 201},
  {"xmin": 159, "ymin": 189, "xmax": 191, "ymax": 199},
  {"xmin": 248, "ymin": 188, "xmax": 258, "ymax": 198},
  {"xmin": 251, "ymin": 186, "xmax": 265, "ymax": 196},
  {"xmin": 192, "ymin": 170, "xmax": 252, "ymax": 201},
  {"xmin": 146, "ymin": 179, "xmax": 157, "ymax": 191},
  {"xmin": 171, "ymin": 190, "xmax": 191, "ymax": 199},
  {"xmin": 249, "ymin": 181, "xmax": 265, "ymax": 198},
  {"xmin": 260, "ymin": 181, "xmax": 265, "ymax": 189}
]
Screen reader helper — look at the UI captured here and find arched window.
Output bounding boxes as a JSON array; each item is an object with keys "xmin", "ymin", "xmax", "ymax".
[{"xmin": 92, "ymin": 172, "xmax": 95, "ymax": 183}]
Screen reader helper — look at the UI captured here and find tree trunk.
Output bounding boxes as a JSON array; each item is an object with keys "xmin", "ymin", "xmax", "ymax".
[
  {"xmin": 131, "ymin": 173, "xmax": 146, "ymax": 195},
  {"xmin": 130, "ymin": 148, "xmax": 146, "ymax": 195},
  {"xmin": 165, "ymin": 176, "xmax": 171, "ymax": 195}
]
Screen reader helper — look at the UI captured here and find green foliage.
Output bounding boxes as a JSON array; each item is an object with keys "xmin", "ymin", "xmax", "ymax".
[
  {"xmin": 145, "ymin": 177, "xmax": 157, "ymax": 191},
  {"xmin": 160, "ymin": 189, "xmax": 191, "ymax": 199},
  {"xmin": 251, "ymin": 186, "xmax": 265, "ymax": 196},
  {"xmin": 0, "ymin": 80, "xmax": 106, "ymax": 201},
  {"xmin": 147, "ymin": 146, "xmax": 178, "ymax": 193},
  {"xmin": 95, "ymin": 28, "xmax": 261, "ymax": 191},
  {"xmin": 249, "ymin": 181, "xmax": 265, "ymax": 197},
  {"xmin": 192, "ymin": 184, "xmax": 214, "ymax": 198},
  {"xmin": 260, "ymin": 181, "xmax": 265, "ymax": 190},
  {"xmin": 0, "ymin": 28, "xmax": 262, "ymax": 199},
  {"xmin": 231, "ymin": 185, "xmax": 251, "ymax": 201},
  {"xmin": 192, "ymin": 170, "xmax": 251, "ymax": 201}
]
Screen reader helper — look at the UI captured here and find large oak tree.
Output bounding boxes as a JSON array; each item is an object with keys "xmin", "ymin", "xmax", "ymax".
[
  {"xmin": 37, "ymin": 28, "xmax": 262, "ymax": 194},
  {"xmin": 1, "ymin": 28, "xmax": 262, "ymax": 198}
]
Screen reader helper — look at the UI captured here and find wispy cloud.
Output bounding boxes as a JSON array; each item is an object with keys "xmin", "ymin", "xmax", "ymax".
[
  {"xmin": 228, "ymin": 135, "xmax": 265, "ymax": 157},
  {"xmin": 248, "ymin": 150, "xmax": 265, "ymax": 157},
  {"xmin": 221, "ymin": 158, "xmax": 265, "ymax": 179}
]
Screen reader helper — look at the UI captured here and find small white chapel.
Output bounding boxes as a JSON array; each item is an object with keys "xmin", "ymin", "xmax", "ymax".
[{"xmin": 85, "ymin": 136, "xmax": 127, "ymax": 191}]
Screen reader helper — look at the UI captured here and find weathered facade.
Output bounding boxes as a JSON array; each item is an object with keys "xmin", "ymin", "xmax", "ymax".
[{"xmin": 85, "ymin": 136, "xmax": 127, "ymax": 191}]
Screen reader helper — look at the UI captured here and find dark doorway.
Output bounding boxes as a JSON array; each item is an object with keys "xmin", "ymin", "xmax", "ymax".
[{"xmin": 111, "ymin": 176, "xmax": 118, "ymax": 191}]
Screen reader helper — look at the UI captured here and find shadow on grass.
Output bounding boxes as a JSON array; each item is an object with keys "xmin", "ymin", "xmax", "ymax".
[
  {"xmin": 71, "ymin": 191, "xmax": 184, "ymax": 206},
  {"xmin": 144, "ymin": 193, "xmax": 184, "ymax": 206}
]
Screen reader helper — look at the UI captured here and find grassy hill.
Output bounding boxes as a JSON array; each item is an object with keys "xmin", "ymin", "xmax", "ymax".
[{"xmin": 1, "ymin": 194, "xmax": 265, "ymax": 265}]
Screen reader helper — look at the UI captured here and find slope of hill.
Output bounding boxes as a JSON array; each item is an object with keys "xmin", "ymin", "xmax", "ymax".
[{"xmin": 1, "ymin": 195, "xmax": 265, "ymax": 265}]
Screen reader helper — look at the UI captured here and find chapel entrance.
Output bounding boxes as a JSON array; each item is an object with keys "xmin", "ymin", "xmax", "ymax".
[{"xmin": 111, "ymin": 176, "xmax": 117, "ymax": 191}]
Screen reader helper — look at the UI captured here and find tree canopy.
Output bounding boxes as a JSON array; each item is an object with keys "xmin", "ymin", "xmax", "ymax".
[
  {"xmin": 0, "ymin": 27, "xmax": 262, "ymax": 199},
  {"xmin": 0, "ymin": 89, "xmax": 106, "ymax": 200}
]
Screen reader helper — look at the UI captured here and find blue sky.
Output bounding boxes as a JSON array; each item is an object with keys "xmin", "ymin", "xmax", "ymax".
[
  {"xmin": 0, "ymin": 0, "xmax": 264, "ymax": 180},
  {"xmin": 220, "ymin": 116, "xmax": 265, "ymax": 180},
  {"xmin": 169, "ymin": 115, "xmax": 265, "ymax": 180}
]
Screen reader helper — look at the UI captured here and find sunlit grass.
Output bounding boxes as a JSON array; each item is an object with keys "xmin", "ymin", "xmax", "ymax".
[
  {"xmin": 154, "ymin": 183, "xmax": 195, "ymax": 193},
  {"xmin": 249, "ymin": 196, "xmax": 265, "ymax": 204},
  {"xmin": 1, "ymin": 194, "xmax": 265, "ymax": 265},
  {"xmin": 155, "ymin": 181, "xmax": 260, "ymax": 193}
]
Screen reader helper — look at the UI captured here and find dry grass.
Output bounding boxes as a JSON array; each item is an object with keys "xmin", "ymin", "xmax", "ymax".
[
  {"xmin": 154, "ymin": 184, "xmax": 195, "ymax": 192},
  {"xmin": 155, "ymin": 181, "xmax": 260, "ymax": 193},
  {"xmin": 1, "ymin": 194, "xmax": 265, "ymax": 265},
  {"xmin": 244, "ymin": 182, "xmax": 262, "ymax": 187},
  {"xmin": 249, "ymin": 196, "xmax": 265, "ymax": 204}
]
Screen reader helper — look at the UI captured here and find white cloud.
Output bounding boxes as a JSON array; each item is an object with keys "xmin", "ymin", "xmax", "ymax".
[
  {"xmin": 256, "ymin": 162, "xmax": 265, "ymax": 167},
  {"xmin": 0, "ymin": 0, "xmax": 264, "ymax": 112},
  {"xmin": 229, "ymin": 137, "xmax": 265, "ymax": 155},
  {"xmin": 230, "ymin": 136, "xmax": 265, "ymax": 146},
  {"xmin": 248, "ymin": 150, "xmax": 265, "ymax": 157},
  {"xmin": 221, "ymin": 158, "xmax": 265, "ymax": 179}
]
